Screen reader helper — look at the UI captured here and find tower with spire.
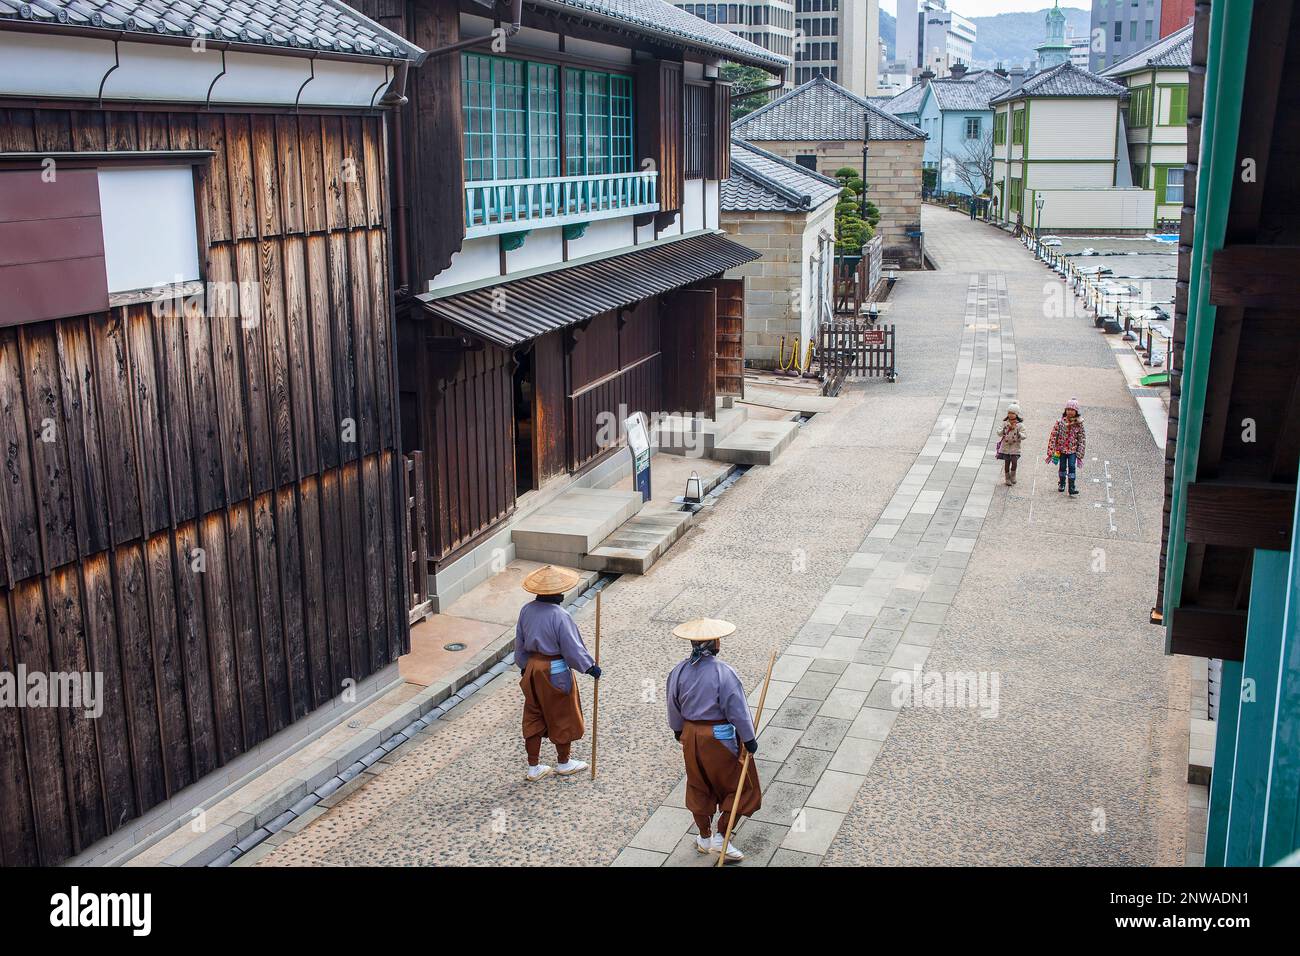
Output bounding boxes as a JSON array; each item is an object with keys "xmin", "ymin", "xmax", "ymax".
[{"xmin": 1036, "ymin": 1, "xmax": 1072, "ymax": 71}]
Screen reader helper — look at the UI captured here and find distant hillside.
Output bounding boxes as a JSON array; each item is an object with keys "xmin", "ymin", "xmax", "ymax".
[
  {"xmin": 881, "ymin": 6, "xmax": 1090, "ymax": 70},
  {"xmin": 969, "ymin": 7, "xmax": 1091, "ymax": 68}
]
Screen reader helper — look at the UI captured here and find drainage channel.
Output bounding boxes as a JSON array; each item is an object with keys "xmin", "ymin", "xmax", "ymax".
[{"xmin": 211, "ymin": 435, "xmax": 797, "ymax": 865}]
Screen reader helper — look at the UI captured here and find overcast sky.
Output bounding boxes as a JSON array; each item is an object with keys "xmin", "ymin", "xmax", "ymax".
[{"xmin": 879, "ymin": 1, "xmax": 1089, "ymax": 16}]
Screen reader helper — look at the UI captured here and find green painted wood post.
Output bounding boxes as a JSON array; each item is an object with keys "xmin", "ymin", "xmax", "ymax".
[
  {"xmin": 1263, "ymin": 478, "xmax": 1300, "ymax": 864},
  {"xmin": 1162, "ymin": 0, "xmax": 1255, "ymax": 633},
  {"xmin": 1206, "ymin": 657, "xmax": 1242, "ymax": 866},
  {"xmin": 1224, "ymin": 550, "xmax": 1289, "ymax": 865}
]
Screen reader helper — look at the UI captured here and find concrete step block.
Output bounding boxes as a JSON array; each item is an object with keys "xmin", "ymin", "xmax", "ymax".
[
  {"xmin": 712, "ymin": 419, "xmax": 800, "ymax": 466},
  {"xmin": 511, "ymin": 488, "xmax": 644, "ymax": 557},
  {"xmin": 654, "ymin": 406, "xmax": 749, "ymax": 455},
  {"xmin": 584, "ymin": 510, "xmax": 693, "ymax": 575}
]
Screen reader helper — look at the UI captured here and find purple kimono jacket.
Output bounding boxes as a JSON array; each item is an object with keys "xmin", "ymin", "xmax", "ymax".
[
  {"xmin": 514, "ymin": 600, "xmax": 593, "ymax": 692},
  {"xmin": 666, "ymin": 656, "xmax": 755, "ymax": 753}
]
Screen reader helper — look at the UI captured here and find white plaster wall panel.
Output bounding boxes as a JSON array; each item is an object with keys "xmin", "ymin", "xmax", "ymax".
[
  {"xmin": 1029, "ymin": 99, "xmax": 1119, "ymax": 160},
  {"xmin": 104, "ymin": 42, "xmax": 224, "ymax": 103},
  {"xmin": 429, "ymin": 237, "xmax": 501, "ymax": 293},
  {"xmin": 0, "ymin": 34, "xmax": 117, "ymax": 99},
  {"xmin": 208, "ymin": 52, "xmax": 313, "ymax": 105},
  {"xmin": 1035, "ymin": 188, "xmax": 1154, "ymax": 229},
  {"xmin": 1027, "ymin": 162, "xmax": 1115, "ymax": 189},
  {"xmin": 98, "ymin": 167, "xmax": 200, "ymax": 293},
  {"xmin": 506, "ymin": 227, "xmax": 564, "ymax": 272},
  {"xmin": 682, "ymin": 179, "xmax": 706, "ymax": 233},
  {"xmin": 296, "ymin": 59, "xmax": 394, "ymax": 109},
  {"xmin": 565, "ymin": 215, "xmax": 635, "ymax": 259},
  {"xmin": 704, "ymin": 180, "xmax": 721, "ymax": 230}
]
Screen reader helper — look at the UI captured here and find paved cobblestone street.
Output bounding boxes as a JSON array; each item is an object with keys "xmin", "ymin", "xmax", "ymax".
[{"xmin": 259, "ymin": 207, "xmax": 1188, "ymax": 867}]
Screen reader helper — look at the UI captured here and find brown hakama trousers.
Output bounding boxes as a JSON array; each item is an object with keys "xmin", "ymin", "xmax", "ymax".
[
  {"xmin": 520, "ymin": 654, "xmax": 584, "ymax": 762},
  {"xmin": 681, "ymin": 719, "xmax": 762, "ymax": 837}
]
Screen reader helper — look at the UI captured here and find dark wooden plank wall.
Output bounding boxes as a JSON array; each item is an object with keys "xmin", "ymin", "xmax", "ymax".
[
  {"xmin": 533, "ymin": 331, "xmax": 568, "ymax": 486},
  {"xmin": 568, "ymin": 300, "xmax": 664, "ymax": 471},
  {"xmin": 401, "ymin": 315, "xmax": 516, "ymax": 566},
  {"xmin": 0, "ymin": 106, "xmax": 406, "ymax": 867}
]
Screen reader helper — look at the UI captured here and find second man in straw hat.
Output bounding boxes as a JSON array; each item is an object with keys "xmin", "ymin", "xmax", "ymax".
[
  {"xmin": 515, "ymin": 565, "xmax": 602, "ymax": 782},
  {"xmin": 666, "ymin": 618, "xmax": 761, "ymax": 863}
]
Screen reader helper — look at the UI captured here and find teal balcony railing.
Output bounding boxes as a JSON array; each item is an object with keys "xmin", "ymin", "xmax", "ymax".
[{"xmin": 463, "ymin": 169, "xmax": 659, "ymax": 239}]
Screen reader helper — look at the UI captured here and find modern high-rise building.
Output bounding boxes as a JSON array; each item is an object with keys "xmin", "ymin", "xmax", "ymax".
[
  {"xmin": 896, "ymin": 0, "xmax": 974, "ymax": 77},
  {"xmin": 1089, "ymin": 0, "xmax": 1192, "ymax": 71},
  {"xmin": 788, "ymin": 0, "xmax": 879, "ymax": 97},
  {"xmin": 1067, "ymin": 30, "xmax": 1093, "ymax": 69},
  {"xmin": 674, "ymin": 2, "xmax": 798, "ymax": 61}
]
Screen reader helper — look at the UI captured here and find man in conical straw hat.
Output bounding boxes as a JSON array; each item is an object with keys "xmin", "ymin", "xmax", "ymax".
[
  {"xmin": 666, "ymin": 619, "xmax": 761, "ymax": 863},
  {"xmin": 514, "ymin": 565, "xmax": 602, "ymax": 782}
]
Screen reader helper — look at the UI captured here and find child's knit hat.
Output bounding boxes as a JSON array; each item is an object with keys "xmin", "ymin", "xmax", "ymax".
[
  {"xmin": 1005, "ymin": 402, "xmax": 1022, "ymax": 420},
  {"xmin": 1064, "ymin": 398, "xmax": 1080, "ymax": 414}
]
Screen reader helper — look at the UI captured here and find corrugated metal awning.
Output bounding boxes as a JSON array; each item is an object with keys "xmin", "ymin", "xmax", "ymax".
[{"xmin": 416, "ymin": 232, "xmax": 761, "ymax": 349}]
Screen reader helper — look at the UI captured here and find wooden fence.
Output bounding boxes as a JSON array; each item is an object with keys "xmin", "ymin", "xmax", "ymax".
[{"xmin": 818, "ymin": 322, "xmax": 898, "ymax": 395}]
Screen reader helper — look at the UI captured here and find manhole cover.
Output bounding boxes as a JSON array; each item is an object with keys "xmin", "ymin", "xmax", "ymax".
[{"xmin": 444, "ymin": 642, "xmax": 466, "ymax": 652}]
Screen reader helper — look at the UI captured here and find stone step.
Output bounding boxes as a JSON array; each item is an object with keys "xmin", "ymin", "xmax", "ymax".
[
  {"xmin": 511, "ymin": 487, "xmax": 645, "ymax": 559},
  {"xmin": 582, "ymin": 510, "xmax": 694, "ymax": 575},
  {"xmin": 654, "ymin": 406, "xmax": 749, "ymax": 456},
  {"xmin": 711, "ymin": 419, "xmax": 800, "ymax": 466}
]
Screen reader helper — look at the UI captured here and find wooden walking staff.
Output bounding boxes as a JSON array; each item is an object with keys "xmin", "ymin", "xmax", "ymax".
[
  {"xmin": 590, "ymin": 590, "xmax": 602, "ymax": 780},
  {"xmin": 717, "ymin": 649, "xmax": 778, "ymax": 867}
]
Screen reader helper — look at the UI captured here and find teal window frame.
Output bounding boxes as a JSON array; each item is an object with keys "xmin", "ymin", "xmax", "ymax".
[
  {"xmin": 964, "ymin": 116, "xmax": 981, "ymax": 140},
  {"xmin": 565, "ymin": 67, "xmax": 635, "ymax": 177},
  {"xmin": 461, "ymin": 52, "xmax": 633, "ymax": 183}
]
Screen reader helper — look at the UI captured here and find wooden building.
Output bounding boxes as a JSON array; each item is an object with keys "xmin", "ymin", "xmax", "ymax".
[
  {"xmin": 354, "ymin": 0, "xmax": 788, "ymax": 608},
  {"xmin": 0, "ymin": 1, "xmax": 424, "ymax": 865},
  {"xmin": 1158, "ymin": 0, "xmax": 1300, "ymax": 866}
]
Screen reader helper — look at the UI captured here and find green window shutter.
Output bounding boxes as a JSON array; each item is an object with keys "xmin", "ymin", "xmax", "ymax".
[
  {"xmin": 1154, "ymin": 165, "xmax": 1167, "ymax": 205},
  {"xmin": 1169, "ymin": 86, "xmax": 1188, "ymax": 126}
]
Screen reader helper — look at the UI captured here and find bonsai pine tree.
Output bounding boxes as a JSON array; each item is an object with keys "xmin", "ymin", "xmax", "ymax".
[{"xmin": 834, "ymin": 167, "xmax": 878, "ymax": 255}]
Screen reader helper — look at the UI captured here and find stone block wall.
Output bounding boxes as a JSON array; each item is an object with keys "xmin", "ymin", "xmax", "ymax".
[{"xmin": 744, "ymin": 138, "xmax": 924, "ymax": 267}]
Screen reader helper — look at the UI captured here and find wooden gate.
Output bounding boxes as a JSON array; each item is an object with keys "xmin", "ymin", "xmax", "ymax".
[
  {"xmin": 818, "ymin": 322, "xmax": 897, "ymax": 395},
  {"xmin": 707, "ymin": 278, "xmax": 745, "ymax": 399}
]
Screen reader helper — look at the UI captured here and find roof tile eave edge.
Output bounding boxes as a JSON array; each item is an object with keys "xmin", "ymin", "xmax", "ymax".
[{"xmin": 526, "ymin": 0, "xmax": 787, "ymax": 71}]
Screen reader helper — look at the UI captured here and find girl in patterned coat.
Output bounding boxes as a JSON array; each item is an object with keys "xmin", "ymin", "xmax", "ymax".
[{"xmin": 1046, "ymin": 399, "xmax": 1087, "ymax": 496}]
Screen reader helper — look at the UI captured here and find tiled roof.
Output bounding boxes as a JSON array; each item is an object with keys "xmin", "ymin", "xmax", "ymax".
[
  {"xmin": 928, "ymin": 70, "xmax": 1010, "ymax": 112},
  {"xmin": 0, "ymin": 0, "xmax": 425, "ymax": 60},
  {"xmin": 990, "ymin": 62, "xmax": 1128, "ymax": 104},
  {"xmin": 884, "ymin": 80, "xmax": 927, "ymax": 118},
  {"xmin": 1103, "ymin": 22, "xmax": 1194, "ymax": 76},
  {"xmin": 733, "ymin": 74, "xmax": 925, "ymax": 142},
  {"xmin": 534, "ymin": 0, "xmax": 787, "ymax": 71},
  {"xmin": 722, "ymin": 139, "xmax": 842, "ymax": 213}
]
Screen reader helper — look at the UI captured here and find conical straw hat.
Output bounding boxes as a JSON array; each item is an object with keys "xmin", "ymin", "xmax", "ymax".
[
  {"xmin": 522, "ymin": 564, "xmax": 581, "ymax": 596},
  {"xmin": 672, "ymin": 618, "xmax": 737, "ymax": 641}
]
